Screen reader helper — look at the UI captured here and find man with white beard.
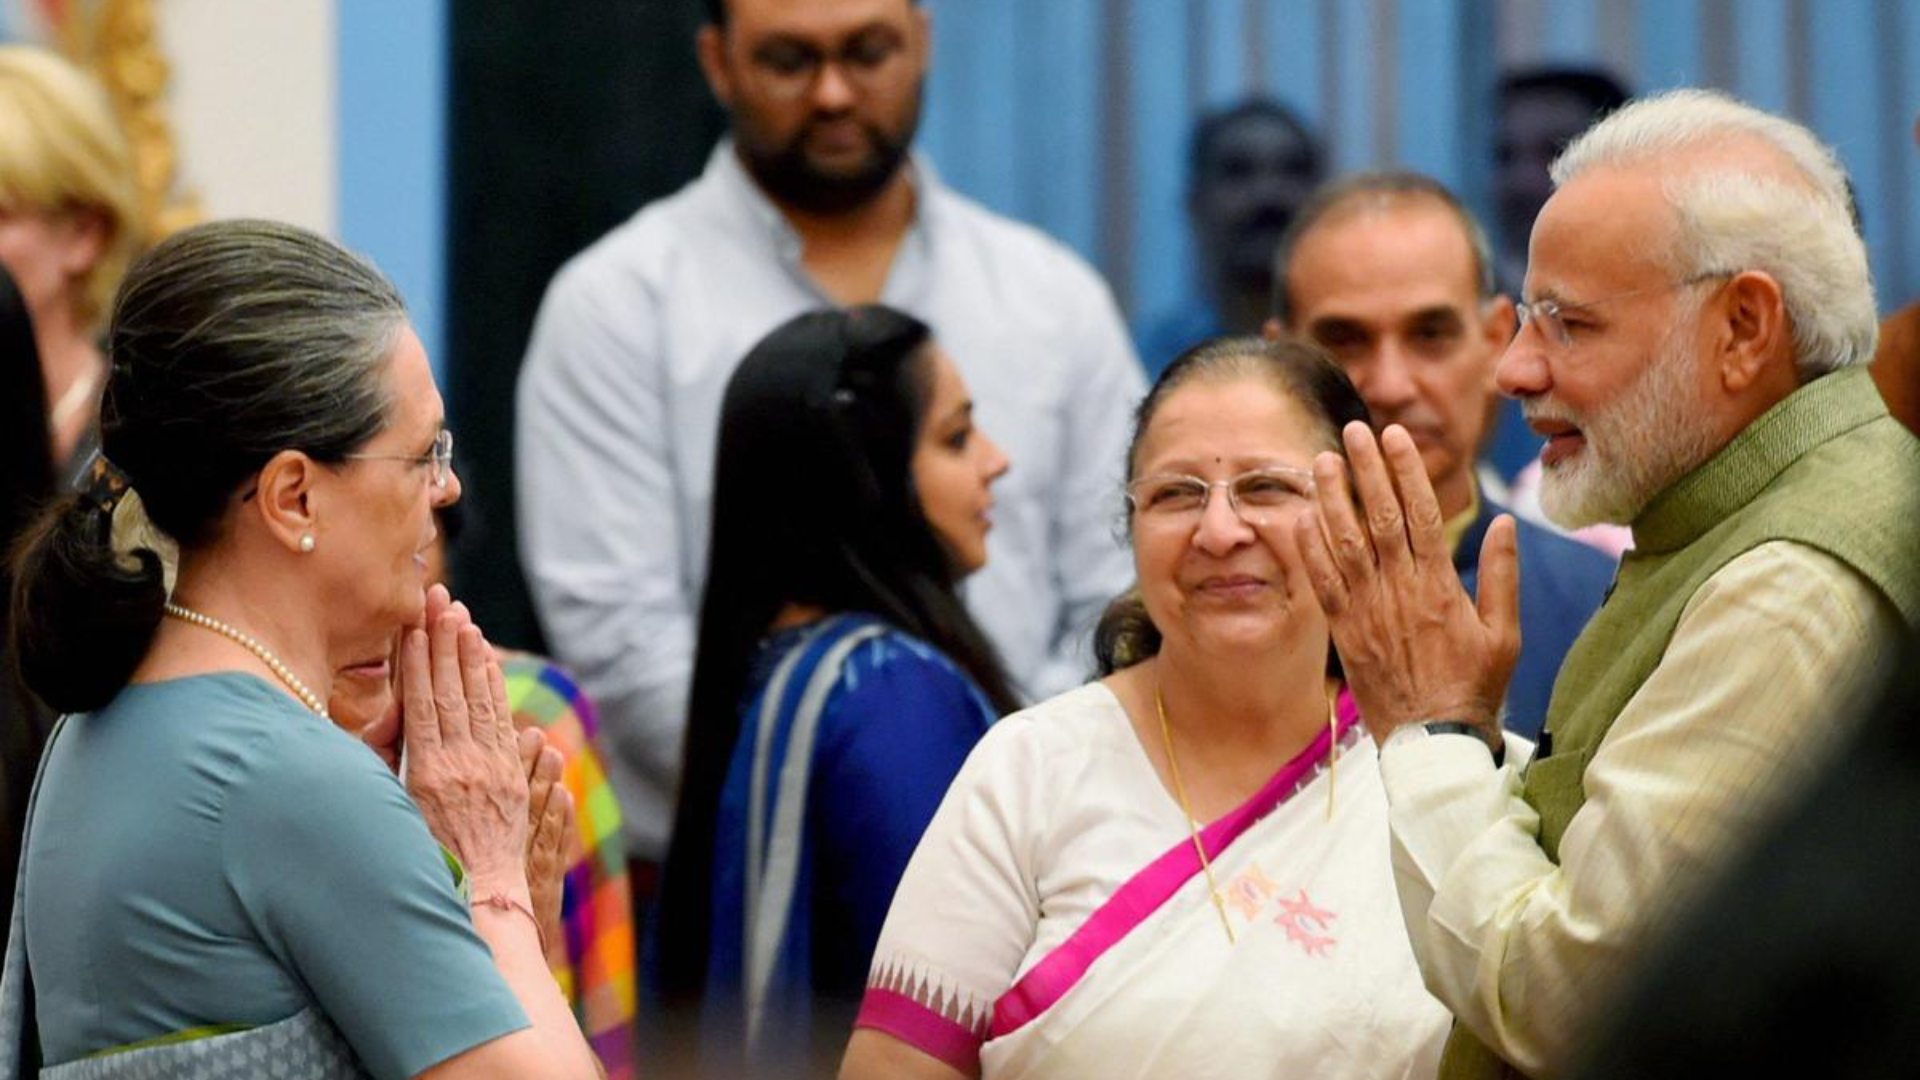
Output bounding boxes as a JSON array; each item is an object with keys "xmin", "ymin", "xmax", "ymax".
[{"xmin": 1290, "ymin": 89, "xmax": 1920, "ymax": 1079}]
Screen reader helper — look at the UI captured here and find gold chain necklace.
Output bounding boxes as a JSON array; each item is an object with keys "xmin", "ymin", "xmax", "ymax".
[
  {"xmin": 1155, "ymin": 683, "xmax": 1236, "ymax": 944},
  {"xmin": 1154, "ymin": 681, "xmax": 1343, "ymax": 945},
  {"xmin": 163, "ymin": 602, "xmax": 331, "ymax": 719}
]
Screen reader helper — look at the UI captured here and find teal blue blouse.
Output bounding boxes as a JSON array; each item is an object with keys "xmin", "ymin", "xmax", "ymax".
[{"xmin": 23, "ymin": 673, "xmax": 529, "ymax": 1079}]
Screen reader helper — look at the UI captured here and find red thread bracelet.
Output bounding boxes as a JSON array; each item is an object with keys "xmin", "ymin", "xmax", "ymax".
[{"xmin": 473, "ymin": 893, "xmax": 548, "ymax": 953}]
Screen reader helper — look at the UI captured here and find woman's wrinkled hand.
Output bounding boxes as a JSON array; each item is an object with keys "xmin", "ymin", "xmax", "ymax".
[
  {"xmin": 524, "ymin": 735, "xmax": 573, "ymax": 949},
  {"xmin": 401, "ymin": 583, "xmax": 531, "ymax": 900}
]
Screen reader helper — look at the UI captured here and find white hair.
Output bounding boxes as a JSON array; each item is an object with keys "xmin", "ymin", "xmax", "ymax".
[{"xmin": 1550, "ymin": 88, "xmax": 1877, "ymax": 379}]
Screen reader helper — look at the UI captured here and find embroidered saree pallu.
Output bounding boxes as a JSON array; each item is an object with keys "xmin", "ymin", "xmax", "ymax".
[
  {"xmin": 24, "ymin": 1012, "xmax": 367, "ymax": 1080},
  {"xmin": 856, "ymin": 685, "xmax": 1449, "ymax": 1079}
]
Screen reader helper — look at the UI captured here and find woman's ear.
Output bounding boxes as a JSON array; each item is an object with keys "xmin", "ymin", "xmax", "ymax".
[{"xmin": 252, "ymin": 449, "xmax": 321, "ymax": 555}]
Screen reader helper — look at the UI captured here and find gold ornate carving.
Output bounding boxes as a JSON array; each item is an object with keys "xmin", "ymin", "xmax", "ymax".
[{"xmin": 57, "ymin": 0, "xmax": 202, "ymax": 239}]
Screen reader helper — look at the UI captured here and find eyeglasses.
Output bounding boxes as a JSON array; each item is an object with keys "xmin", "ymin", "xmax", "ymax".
[
  {"xmin": 1514, "ymin": 270, "xmax": 1733, "ymax": 360},
  {"xmin": 745, "ymin": 32, "xmax": 907, "ymax": 102},
  {"xmin": 344, "ymin": 429, "xmax": 454, "ymax": 489},
  {"xmin": 1125, "ymin": 467, "xmax": 1315, "ymax": 525}
]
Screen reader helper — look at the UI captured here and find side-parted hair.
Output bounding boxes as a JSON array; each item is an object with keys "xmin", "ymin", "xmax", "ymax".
[
  {"xmin": 0, "ymin": 45, "xmax": 143, "ymax": 331},
  {"xmin": 654, "ymin": 304, "xmax": 1019, "ymax": 1004},
  {"xmin": 1270, "ymin": 170, "xmax": 1496, "ymax": 325},
  {"xmin": 1093, "ymin": 335, "xmax": 1371, "ymax": 675},
  {"xmin": 9, "ymin": 219, "xmax": 406, "ymax": 713},
  {"xmin": 1550, "ymin": 88, "xmax": 1876, "ymax": 379}
]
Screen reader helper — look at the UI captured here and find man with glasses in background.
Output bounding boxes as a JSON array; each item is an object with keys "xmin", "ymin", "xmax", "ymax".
[
  {"xmin": 515, "ymin": 0, "xmax": 1142, "ymax": 939},
  {"xmin": 1294, "ymin": 90, "xmax": 1920, "ymax": 1078},
  {"xmin": 1269, "ymin": 171, "xmax": 1614, "ymax": 743}
]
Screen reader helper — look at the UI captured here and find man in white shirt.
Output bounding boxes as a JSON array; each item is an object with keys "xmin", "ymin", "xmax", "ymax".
[
  {"xmin": 516, "ymin": 0, "xmax": 1143, "ymax": 864},
  {"xmin": 1292, "ymin": 90, "xmax": 1920, "ymax": 1078}
]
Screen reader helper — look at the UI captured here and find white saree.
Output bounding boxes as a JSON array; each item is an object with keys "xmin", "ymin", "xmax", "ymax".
[{"xmin": 856, "ymin": 682, "xmax": 1448, "ymax": 1079}]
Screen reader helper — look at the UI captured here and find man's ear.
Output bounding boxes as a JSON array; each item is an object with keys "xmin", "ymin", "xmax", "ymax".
[
  {"xmin": 253, "ymin": 450, "xmax": 321, "ymax": 555},
  {"xmin": 1481, "ymin": 294, "xmax": 1518, "ymax": 349},
  {"xmin": 1716, "ymin": 270, "xmax": 1789, "ymax": 393},
  {"xmin": 696, "ymin": 24, "xmax": 735, "ymax": 108}
]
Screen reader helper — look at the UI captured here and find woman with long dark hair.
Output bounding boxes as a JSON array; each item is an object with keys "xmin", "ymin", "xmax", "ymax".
[{"xmin": 654, "ymin": 305, "xmax": 1019, "ymax": 1076}]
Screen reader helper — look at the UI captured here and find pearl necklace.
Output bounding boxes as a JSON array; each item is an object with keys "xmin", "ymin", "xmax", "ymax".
[{"xmin": 163, "ymin": 602, "xmax": 331, "ymax": 719}]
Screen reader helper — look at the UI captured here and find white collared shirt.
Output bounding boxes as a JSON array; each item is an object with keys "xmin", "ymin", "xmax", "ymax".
[{"xmin": 516, "ymin": 142, "xmax": 1145, "ymax": 856}]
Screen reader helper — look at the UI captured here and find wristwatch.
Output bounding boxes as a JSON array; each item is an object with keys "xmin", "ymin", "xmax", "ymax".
[{"xmin": 1417, "ymin": 720, "xmax": 1506, "ymax": 768}]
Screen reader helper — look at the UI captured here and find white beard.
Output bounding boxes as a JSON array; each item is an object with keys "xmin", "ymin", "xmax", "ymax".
[{"xmin": 1529, "ymin": 327, "xmax": 1720, "ymax": 529}]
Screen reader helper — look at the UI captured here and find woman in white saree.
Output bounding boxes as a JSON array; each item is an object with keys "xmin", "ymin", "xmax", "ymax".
[{"xmin": 840, "ymin": 337, "xmax": 1450, "ymax": 1080}]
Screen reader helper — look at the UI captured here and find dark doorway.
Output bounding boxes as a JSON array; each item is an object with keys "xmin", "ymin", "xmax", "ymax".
[{"xmin": 446, "ymin": 0, "xmax": 724, "ymax": 649}]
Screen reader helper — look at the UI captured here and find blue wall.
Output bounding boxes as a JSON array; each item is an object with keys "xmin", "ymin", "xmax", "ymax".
[
  {"xmin": 337, "ymin": 0, "xmax": 448, "ymax": 384},
  {"xmin": 916, "ymin": 0, "xmax": 1920, "ymax": 327},
  {"xmin": 334, "ymin": 0, "xmax": 1920, "ymax": 381}
]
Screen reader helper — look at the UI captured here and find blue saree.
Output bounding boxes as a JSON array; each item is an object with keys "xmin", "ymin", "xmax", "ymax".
[{"xmin": 701, "ymin": 615, "xmax": 997, "ymax": 1074}]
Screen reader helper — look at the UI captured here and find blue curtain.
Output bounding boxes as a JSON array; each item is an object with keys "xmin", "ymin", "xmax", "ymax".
[{"xmin": 918, "ymin": 0, "xmax": 1919, "ymax": 327}]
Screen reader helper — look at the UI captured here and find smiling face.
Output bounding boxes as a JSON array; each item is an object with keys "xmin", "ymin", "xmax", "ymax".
[
  {"xmin": 910, "ymin": 346, "xmax": 1007, "ymax": 577},
  {"xmin": 1499, "ymin": 167, "xmax": 1720, "ymax": 527},
  {"xmin": 1130, "ymin": 376, "xmax": 1329, "ymax": 660},
  {"xmin": 315, "ymin": 325, "xmax": 460, "ymax": 670},
  {"xmin": 701, "ymin": 0, "xmax": 928, "ymax": 214},
  {"xmin": 1285, "ymin": 198, "xmax": 1511, "ymax": 519}
]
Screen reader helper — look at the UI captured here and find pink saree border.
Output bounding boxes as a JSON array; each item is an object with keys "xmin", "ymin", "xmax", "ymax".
[
  {"xmin": 985, "ymin": 691, "xmax": 1362, "ymax": 1040},
  {"xmin": 855, "ymin": 987, "xmax": 983, "ymax": 1075}
]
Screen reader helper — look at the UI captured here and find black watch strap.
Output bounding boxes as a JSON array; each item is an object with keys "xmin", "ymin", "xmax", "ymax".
[{"xmin": 1420, "ymin": 721, "xmax": 1506, "ymax": 768}]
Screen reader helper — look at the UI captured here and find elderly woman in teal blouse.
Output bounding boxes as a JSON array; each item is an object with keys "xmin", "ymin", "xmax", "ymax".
[{"xmin": 4, "ymin": 220, "xmax": 603, "ymax": 1079}]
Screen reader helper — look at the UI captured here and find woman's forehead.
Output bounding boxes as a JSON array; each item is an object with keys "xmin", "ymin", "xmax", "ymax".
[
  {"xmin": 1137, "ymin": 378, "xmax": 1319, "ymax": 466},
  {"xmin": 383, "ymin": 325, "xmax": 444, "ymax": 427},
  {"xmin": 923, "ymin": 344, "xmax": 964, "ymax": 395}
]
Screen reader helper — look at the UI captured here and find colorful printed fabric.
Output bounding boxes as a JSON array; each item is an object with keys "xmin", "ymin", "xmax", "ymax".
[{"xmin": 502, "ymin": 654, "xmax": 638, "ymax": 1080}]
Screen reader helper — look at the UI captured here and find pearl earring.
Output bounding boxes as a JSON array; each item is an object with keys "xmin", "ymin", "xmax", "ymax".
[{"xmin": 299, "ymin": 534, "xmax": 316, "ymax": 553}]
